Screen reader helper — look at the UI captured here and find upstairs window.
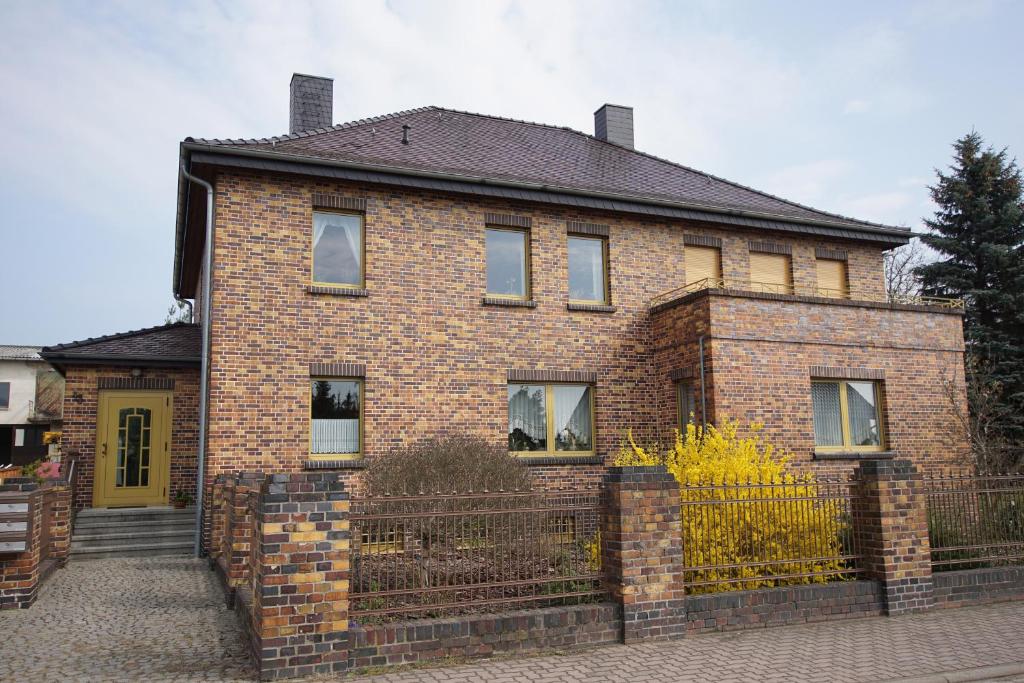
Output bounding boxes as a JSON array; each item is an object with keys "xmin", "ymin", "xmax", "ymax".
[
  {"xmin": 568, "ymin": 235, "xmax": 609, "ymax": 304},
  {"xmin": 812, "ymin": 380, "xmax": 884, "ymax": 451},
  {"xmin": 313, "ymin": 211, "xmax": 364, "ymax": 287},
  {"xmin": 749, "ymin": 252, "xmax": 793, "ymax": 294},
  {"xmin": 310, "ymin": 379, "xmax": 362, "ymax": 459},
  {"xmin": 508, "ymin": 383, "xmax": 594, "ymax": 455},
  {"xmin": 486, "ymin": 228, "xmax": 530, "ymax": 299},
  {"xmin": 816, "ymin": 258, "xmax": 849, "ymax": 298},
  {"xmin": 0, "ymin": 382, "xmax": 8, "ymax": 410},
  {"xmin": 685, "ymin": 245, "xmax": 722, "ymax": 286}
]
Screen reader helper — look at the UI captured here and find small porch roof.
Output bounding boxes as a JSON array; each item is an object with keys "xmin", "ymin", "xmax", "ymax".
[{"xmin": 40, "ymin": 323, "xmax": 201, "ymax": 373}]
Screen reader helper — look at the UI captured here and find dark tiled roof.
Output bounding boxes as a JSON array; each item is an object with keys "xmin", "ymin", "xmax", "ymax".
[
  {"xmin": 41, "ymin": 323, "xmax": 201, "ymax": 367},
  {"xmin": 188, "ymin": 106, "xmax": 903, "ymax": 233}
]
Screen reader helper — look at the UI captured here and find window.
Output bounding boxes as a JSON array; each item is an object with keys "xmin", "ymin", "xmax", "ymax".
[
  {"xmin": 313, "ymin": 211, "xmax": 364, "ymax": 287},
  {"xmin": 361, "ymin": 525, "xmax": 404, "ymax": 554},
  {"xmin": 508, "ymin": 383, "xmax": 594, "ymax": 455},
  {"xmin": 749, "ymin": 252, "xmax": 793, "ymax": 294},
  {"xmin": 568, "ymin": 235, "xmax": 609, "ymax": 304},
  {"xmin": 816, "ymin": 258, "xmax": 849, "ymax": 298},
  {"xmin": 310, "ymin": 379, "xmax": 362, "ymax": 458},
  {"xmin": 0, "ymin": 382, "xmax": 8, "ymax": 410},
  {"xmin": 812, "ymin": 380, "xmax": 884, "ymax": 451},
  {"xmin": 486, "ymin": 228, "xmax": 530, "ymax": 298},
  {"xmin": 677, "ymin": 382, "xmax": 696, "ymax": 428},
  {"xmin": 548, "ymin": 515, "xmax": 577, "ymax": 544},
  {"xmin": 686, "ymin": 245, "xmax": 721, "ymax": 285}
]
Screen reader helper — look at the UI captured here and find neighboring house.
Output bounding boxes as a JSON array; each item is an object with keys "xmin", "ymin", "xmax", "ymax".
[
  {"xmin": 0, "ymin": 345, "xmax": 63, "ymax": 466},
  {"xmin": 43, "ymin": 74, "xmax": 967, "ymax": 522}
]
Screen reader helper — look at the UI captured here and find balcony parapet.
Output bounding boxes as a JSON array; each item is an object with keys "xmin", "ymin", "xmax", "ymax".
[{"xmin": 650, "ymin": 278, "xmax": 965, "ymax": 315}]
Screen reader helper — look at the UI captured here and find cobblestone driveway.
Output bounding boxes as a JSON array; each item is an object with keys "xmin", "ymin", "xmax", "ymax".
[
  {"xmin": 4, "ymin": 557, "xmax": 1024, "ymax": 682},
  {"xmin": 1, "ymin": 556, "xmax": 254, "ymax": 682}
]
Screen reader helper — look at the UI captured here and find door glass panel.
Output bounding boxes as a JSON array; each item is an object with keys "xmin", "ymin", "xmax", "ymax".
[{"xmin": 116, "ymin": 407, "xmax": 152, "ymax": 489}]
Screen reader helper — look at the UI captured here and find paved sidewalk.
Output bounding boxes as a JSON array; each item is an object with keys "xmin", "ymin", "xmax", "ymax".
[
  {"xmin": 1, "ymin": 556, "xmax": 254, "ymax": 682},
  {"xmin": 349, "ymin": 601, "xmax": 1024, "ymax": 683},
  {"xmin": 3, "ymin": 556, "xmax": 1023, "ymax": 682}
]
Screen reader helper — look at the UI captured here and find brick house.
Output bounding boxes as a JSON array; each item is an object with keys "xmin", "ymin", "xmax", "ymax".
[{"xmin": 42, "ymin": 74, "xmax": 967, "ymax": 539}]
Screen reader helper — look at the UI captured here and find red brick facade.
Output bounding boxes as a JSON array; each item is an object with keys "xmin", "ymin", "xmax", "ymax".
[
  {"xmin": 195, "ymin": 169, "xmax": 965, "ymax": 502},
  {"xmin": 61, "ymin": 366, "xmax": 199, "ymax": 510}
]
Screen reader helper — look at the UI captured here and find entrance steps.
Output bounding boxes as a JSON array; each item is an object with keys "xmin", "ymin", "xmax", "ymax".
[{"xmin": 71, "ymin": 506, "xmax": 196, "ymax": 559}]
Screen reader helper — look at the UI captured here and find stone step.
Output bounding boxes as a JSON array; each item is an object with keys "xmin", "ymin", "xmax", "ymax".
[
  {"xmin": 72, "ymin": 518, "xmax": 196, "ymax": 533},
  {"xmin": 75, "ymin": 506, "xmax": 196, "ymax": 525},
  {"xmin": 70, "ymin": 541, "xmax": 193, "ymax": 560},
  {"xmin": 72, "ymin": 529, "xmax": 194, "ymax": 549}
]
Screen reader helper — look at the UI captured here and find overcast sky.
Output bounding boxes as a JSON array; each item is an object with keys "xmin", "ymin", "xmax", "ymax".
[{"xmin": 1, "ymin": 0, "xmax": 1021, "ymax": 345}]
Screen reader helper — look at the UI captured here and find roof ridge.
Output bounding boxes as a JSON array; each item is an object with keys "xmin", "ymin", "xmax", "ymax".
[
  {"xmin": 42, "ymin": 321, "xmax": 198, "ymax": 353},
  {"xmin": 186, "ymin": 106, "xmax": 439, "ymax": 146},
  {"xmin": 185, "ymin": 105, "xmax": 907, "ymax": 233},
  {"xmin": 383, "ymin": 107, "xmax": 899, "ymax": 230}
]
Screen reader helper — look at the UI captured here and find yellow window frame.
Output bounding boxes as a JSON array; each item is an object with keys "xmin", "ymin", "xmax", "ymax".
[
  {"xmin": 509, "ymin": 382, "xmax": 596, "ymax": 458},
  {"xmin": 567, "ymin": 234, "xmax": 610, "ymax": 305},
  {"xmin": 485, "ymin": 226, "xmax": 532, "ymax": 300},
  {"xmin": 360, "ymin": 525, "xmax": 404, "ymax": 554},
  {"xmin": 311, "ymin": 210, "xmax": 366, "ymax": 289},
  {"xmin": 812, "ymin": 379, "xmax": 886, "ymax": 452},
  {"xmin": 309, "ymin": 377, "xmax": 364, "ymax": 461}
]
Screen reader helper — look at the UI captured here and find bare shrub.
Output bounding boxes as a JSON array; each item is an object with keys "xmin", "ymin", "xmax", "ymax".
[{"xmin": 365, "ymin": 434, "xmax": 532, "ymax": 495}]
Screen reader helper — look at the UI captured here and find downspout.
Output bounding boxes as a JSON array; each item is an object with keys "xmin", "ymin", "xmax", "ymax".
[
  {"xmin": 180, "ymin": 161, "xmax": 213, "ymax": 557},
  {"xmin": 698, "ymin": 335, "xmax": 708, "ymax": 434},
  {"xmin": 173, "ymin": 295, "xmax": 194, "ymax": 323}
]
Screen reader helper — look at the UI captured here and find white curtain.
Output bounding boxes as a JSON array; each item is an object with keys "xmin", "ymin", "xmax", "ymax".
[
  {"xmin": 846, "ymin": 383, "xmax": 880, "ymax": 446},
  {"xmin": 311, "ymin": 419, "xmax": 359, "ymax": 454},
  {"xmin": 508, "ymin": 385, "xmax": 546, "ymax": 447},
  {"xmin": 313, "ymin": 213, "xmax": 361, "ymax": 283},
  {"xmin": 812, "ymin": 383, "xmax": 843, "ymax": 447},
  {"xmin": 553, "ymin": 385, "xmax": 592, "ymax": 451}
]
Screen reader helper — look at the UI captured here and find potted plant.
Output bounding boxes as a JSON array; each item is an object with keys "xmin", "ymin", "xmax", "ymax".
[{"xmin": 172, "ymin": 490, "xmax": 192, "ymax": 509}]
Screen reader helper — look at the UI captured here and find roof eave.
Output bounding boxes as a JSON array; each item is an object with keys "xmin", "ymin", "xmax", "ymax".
[{"xmin": 179, "ymin": 142, "xmax": 911, "ymax": 246}]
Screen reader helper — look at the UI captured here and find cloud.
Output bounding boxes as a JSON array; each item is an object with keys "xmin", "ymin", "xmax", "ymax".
[
  {"xmin": 759, "ymin": 159, "xmax": 851, "ymax": 206},
  {"xmin": 843, "ymin": 99, "xmax": 870, "ymax": 114}
]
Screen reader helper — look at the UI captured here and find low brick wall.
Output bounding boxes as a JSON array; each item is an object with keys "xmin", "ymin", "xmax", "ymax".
[
  {"xmin": 933, "ymin": 567, "xmax": 1024, "ymax": 609},
  {"xmin": 684, "ymin": 580, "xmax": 884, "ymax": 633},
  {"xmin": 349, "ymin": 603, "xmax": 621, "ymax": 671}
]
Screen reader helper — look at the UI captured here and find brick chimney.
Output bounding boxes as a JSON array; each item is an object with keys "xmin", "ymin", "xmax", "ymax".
[
  {"xmin": 289, "ymin": 73, "xmax": 333, "ymax": 134},
  {"xmin": 594, "ymin": 104, "xmax": 634, "ymax": 149}
]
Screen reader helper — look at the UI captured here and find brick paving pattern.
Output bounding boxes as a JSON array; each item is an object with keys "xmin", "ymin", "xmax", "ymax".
[
  {"xmin": 1, "ymin": 556, "xmax": 253, "ymax": 682},
  {"xmin": 349, "ymin": 601, "xmax": 1024, "ymax": 683}
]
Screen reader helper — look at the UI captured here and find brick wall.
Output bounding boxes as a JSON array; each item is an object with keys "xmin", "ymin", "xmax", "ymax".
[
  {"xmin": 683, "ymin": 580, "xmax": 884, "ymax": 633},
  {"xmin": 653, "ymin": 290, "xmax": 968, "ymax": 476},
  {"xmin": 61, "ymin": 366, "xmax": 200, "ymax": 510},
  {"xmin": 200, "ymin": 170, "xmax": 915, "ymax": 496},
  {"xmin": 933, "ymin": 567, "xmax": 1024, "ymax": 609},
  {"xmin": 349, "ymin": 603, "xmax": 621, "ymax": 670}
]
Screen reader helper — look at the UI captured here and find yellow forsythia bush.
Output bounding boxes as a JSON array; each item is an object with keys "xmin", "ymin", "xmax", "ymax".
[{"xmin": 615, "ymin": 420, "xmax": 850, "ymax": 594}]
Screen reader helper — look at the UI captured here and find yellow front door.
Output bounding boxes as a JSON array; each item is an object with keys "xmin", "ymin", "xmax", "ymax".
[{"xmin": 94, "ymin": 391, "xmax": 172, "ymax": 507}]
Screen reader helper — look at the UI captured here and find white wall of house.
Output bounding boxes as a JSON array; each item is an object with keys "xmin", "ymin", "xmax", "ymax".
[{"xmin": 0, "ymin": 359, "xmax": 44, "ymax": 425}]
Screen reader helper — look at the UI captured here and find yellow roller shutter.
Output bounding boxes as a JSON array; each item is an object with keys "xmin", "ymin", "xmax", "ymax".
[
  {"xmin": 816, "ymin": 258, "xmax": 848, "ymax": 298},
  {"xmin": 749, "ymin": 252, "xmax": 793, "ymax": 294},
  {"xmin": 686, "ymin": 246, "xmax": 721, "ymax": 286}
]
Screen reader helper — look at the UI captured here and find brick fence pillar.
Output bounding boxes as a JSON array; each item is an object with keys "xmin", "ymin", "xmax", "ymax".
[
  {"xmin": 0, "ymin": 479, "xmax": 42, "ymax": 609},
  {"xmin": 601, "ymin": 465, "xmax": 686, "ymax": 643},
  {"xmin": 207, "ymin": 475, "xmax": 227, "ymax": 565},
  {"xmin": 224, "ymin": 472, "xmax": 265, "ymax": 601},
  {"xmin": 853, "ymin": 459, "xmax": 935, "ymax": 615},
  {"xmin": 250, "ymin": 472, "xmax": 350, "ymax": 680},
  {"xmin": 46, "ymin": 482, "xmax": 72, "ymax": 567}
]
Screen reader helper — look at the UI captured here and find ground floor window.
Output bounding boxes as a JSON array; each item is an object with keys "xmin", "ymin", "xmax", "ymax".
[
  {"xmin": 811, "ymin": 379, "xmax": 884, "ymax": 451},
  {"xmin": 677, "ymin": 382, "xmax": 696, "ymax": 429},
  {"xmin": 508, "ymin": 383, "xmax": 594, "ymax": 455},
  {"xmin": 310, "ymin": 378, "xmax": 362, "ymax": 458}
]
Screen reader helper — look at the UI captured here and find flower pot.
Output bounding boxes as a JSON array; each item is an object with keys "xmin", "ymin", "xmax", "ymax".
[{"xmin": 173, "ymin": 500, "xmax": 187, "ymax": 509}]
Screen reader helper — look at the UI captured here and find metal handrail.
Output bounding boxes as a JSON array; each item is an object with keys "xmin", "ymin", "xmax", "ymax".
[{"xmin": 650, "ymin": 278, "xmax": 966, "ymax": 310}]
